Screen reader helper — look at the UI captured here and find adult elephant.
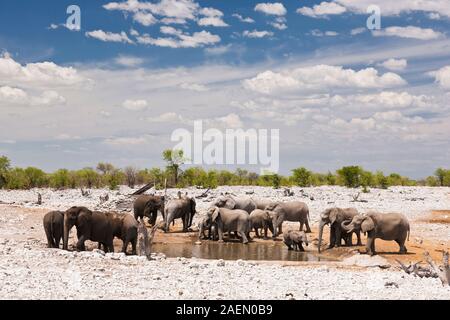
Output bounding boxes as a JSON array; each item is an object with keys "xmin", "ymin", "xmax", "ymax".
[
  {"xmin": 341, "ymin": 212, "xmax": 410, "ymax": 256},
  {"xmin": 43, "ymin": 211, "xmax": 64, "ymax": 248},
  {"xmin": 249, "ymin": 209, "xmax": 274, "ymax": 239},
  {"xmin": 164, "ymin": 196, "xmax": 196, "ymax": 232},
  {"xmin": 214, "ymin": 195, "xmax": 256, "ymax": 214},
  {"xmin": 266, "ymin": 201, "xmax": 311, "ymax": 238},
  {"xmin": 133, "ymin": 195, "xmax": 165, "ymax": 225},
  {"xmin": 63, "ymin": 206, "xmax": 114, "ymax": 252},
  {"xmin": 252, "ymin": 198, "xmax": 275, "ymax": 211},
  {"xmin": 107, "ymin": 212, "xmax": 138, "ymax": 255},
  {"xmin": 318, "ymin": 207, "xmax": 362, "ymax": 253},
  {"xmin": 205, "ymin": 206, "xmax": 251, "ymax": 244}
]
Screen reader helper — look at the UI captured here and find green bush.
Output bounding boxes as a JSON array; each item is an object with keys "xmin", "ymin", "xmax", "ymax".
[
  {"xmin": 24, "ymin": 167, "xmax": 48, "ymax": 188},
  {"xmin": 0, "ymin": 156, "xmax": 11, "ymax": 188},
  {"xmin": 291, "ymin": 167, "xmax": 312, "ymax": 187},
  {"xmin": 49, "ymin": 169, "xmax": 71, "ymax": 189},
  {"xmin": 5, "ymin": 168, "xmax": 28, "ymax": 189},
  {"xmin": 337, "ymin": 166, "xmax": 362, "ymax": 188}
]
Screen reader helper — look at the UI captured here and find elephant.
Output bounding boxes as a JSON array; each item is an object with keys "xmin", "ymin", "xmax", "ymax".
[
  {"xmin": 341, "ymin": 212, "xmax": 410, "ymax": 256},
  {"xmin": 63, "ymin": 206, "xmax": 114, "ymax": 252},
  {"xmin": 164, "ymin": 196, "xmax": 196, "ymax": 232},
  {"xmin": 213, "ymin": 195, "xmax": 256, "ymax": 214},
  {"xmin": 283, "ymin": 230, "xmax": 308, "ymax": 251},
  {"xmin": 249, "ymin": 209, "xmax": 274, "ymax": 239},
  {"xmin": 265, "ymin": 201, "xmax": 311, "ymax": 238},
  {"xmin": 133, "ymin": 195, "xmax": 165, "ymax": 225},
  {"xmin": 104, "ymin": 212, "xmax": 138, "ymax": 255},
  {"xmin": 205, "ymin": 206, "xmax": 251, "ymax": 244},
  {"xmin": 318, "ymin": 207, "xmax": 362, "ymax": 253},
  {"xmin": 43, "ymin": 211, "xmax": 64, "ymax": 248},
  {"xmin": 252, "ymin": 198, "xmax": 275, "ymax": 210},
  {"xmin": 198, "ymin": 216, "xmax": 218, "ymax": 241}
]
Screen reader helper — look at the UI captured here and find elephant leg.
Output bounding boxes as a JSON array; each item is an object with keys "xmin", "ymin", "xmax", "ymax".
[
  {"xmin": 107, "ymin": 240, "xmax": 114, "ymax": 253},
  {"xmin": 76, "ymin": 235, "xmax": 86, "ymax": 251},
  {"xmin": 45, "ymin": 232, "xmax": 54, "ymax": 248},
  {"xmin": 396, "ymin": 239, "xmax": 407, "ymax": 254},
  {"xmin": 131, "ymin": 238, "xmax": 137, "ymax": 255},
  {"xmin": 263, "ymin": 225, "xmax": 269, "ymax": 240},
  {"xmin": 298, "ymin": 243, "xmax": 305, "ymax": 252},
  {"xmin": 122, "ymin": 239, "xmax": 129, "ymax": 254},
  {"xmin": 366, "ymin": 237, "xmax": 375, "ymax": 256},
  {"xmin": 254, "ymin": 228, "xmax": 260, "ymax": 238},
  {"xmin": 335, "ymin": 227, "xmax": 342, "ymax": 247},
  {"xmin": 328, "ymin": 228, "xmax": 336, "ymax": 249},
  {"xmin": 150, "ymin": 211, "xmax": 157, "ymax": 226},
  {"xmin": 356, "ymin": 231, "xmax": 362, "ymax": 246},
  {"xmin": 304, "ymin": 219, "xmax": 312, "ymax": 233},
  {"xmin": 300, "ymin": 222, "xmax": 304, "ymax": 231},
  {"xmin": 238, "ymin": 231, "xmax": 249, "ymax": 244},
  {"xmin": 217, "ymin": 228, "xmax": 224, "ymax": 243}
]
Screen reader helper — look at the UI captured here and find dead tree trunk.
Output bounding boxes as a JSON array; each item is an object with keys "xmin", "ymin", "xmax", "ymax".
[
  {"xmin": 425, "ymin": 251, "xmax": 449, "ymax": 286},
  {"xmin": 137, "ymin": 221, "xmax": 159, "ymax": 260},
  {"xmin": 37, "ymin": 193, "xmax": 42, "ymax": 205}
]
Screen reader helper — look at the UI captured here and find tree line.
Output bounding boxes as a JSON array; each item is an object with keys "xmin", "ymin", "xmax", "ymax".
[{"xmin": 0, "ymin": 152, "xmax": 449, "ymax": 191}]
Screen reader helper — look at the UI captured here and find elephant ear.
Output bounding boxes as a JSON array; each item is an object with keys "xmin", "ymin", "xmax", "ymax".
[
  {"xmin": 329, "ymin": 208, "xmax": 338, "ymax": 224},
  {"xmin": 224, "ymin": 198, "xmax": 236, "ymax": 209},
  {"xmin": 211, "ymin": 207, "xmax": 220, "ymax": 222},
  {"xmin": 361, "ymin": 216, "xmax": 375, "ymax": 233}
]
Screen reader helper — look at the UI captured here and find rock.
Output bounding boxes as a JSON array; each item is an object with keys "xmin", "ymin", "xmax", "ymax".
[
  {"xmin": 217, "ymin": 259, "xmax": 225, "ymax": 267},
  {"xmin": 236, "ymin": 259, "xmax": 245, "ymax": 266},
  {"xmin": 92, "ymin": 249, "xmax": 105, "ymax": 256},
  {"xmin": 342, "ymin": 254, "xmax": 391, "ymax": 268},
  {"xmin": 384, "ymin": 281, "xmax": 399, "ymax": 288},
  {"xmin": 106, "ymin": 252, "xmax": 125, "ymax": 260}
]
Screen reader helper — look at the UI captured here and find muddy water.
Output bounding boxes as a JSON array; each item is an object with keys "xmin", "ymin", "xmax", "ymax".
[{"xmin": 152, "ymin": 241, "xmax": 333, "ymax": 262}]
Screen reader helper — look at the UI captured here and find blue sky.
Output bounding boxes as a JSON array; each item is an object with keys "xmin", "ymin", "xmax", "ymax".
[{"xmin": 0, "ymin": 0, "xmax": 450, "ymax": 178}]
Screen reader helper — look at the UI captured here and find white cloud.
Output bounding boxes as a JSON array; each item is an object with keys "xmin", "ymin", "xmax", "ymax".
[
  {"xmin": 133, "ymin": 11, "xmax": 158, "ymax": 26},
  {"xmin": 243, "ymin": 65, "xmax": 406, "ymax": 94},
  {"xmin": 211, "ymin": 113, "xmax": 243, "ymax": 129},
  {"xmin": 232, "ymin": 13, "xmax": 255, "ymax": 23},
  {"xmin": 341, "ymin": 91, "xmax": 431, "ymax": 109},
  {"xmin": 373, "ymin": 26, "xmax": 443, "ymax": 40},
  {"xmin": 0, "ymin": 86, "xmax": 65, "ymax": 107},
  {"xmin": 130, "ymin": 28, "xmax": 139, "ymax": 36},
  {"xmin": 336, "ymin": 0, "xmax": 450, "ymax": 18},
  {"xmin": 198, "ymin": 17, "xmax": 228, "ymax": 27},
  {"xmin": 243, "ymin": 30, "xmax": 274, "ymax": 38},
  {"xmin": 0, "ymin": 53, "xmax": 87, "ymax": 87},
  {"xmin": 310, "ymin": 30, "xmax": 339, "ymax": 37},
  {"xmin": 179, "ymin": 82, "xmax": 208, "ymax": 92},
  {"xmin": 55, "ymin": 134, "xmax": 81, "ymax": 141},
  {"xmin": 430, "ymin": 66, "xmax": 450, "ymax": 89},
  {"xmin": 122, "ymin": 99, "xmax": 148, "ymax": 111},
  {"xmin": 297, "ymin": 2, "xmax": 346, "ymax": 18},
  {"xmin": 137, "ymin": 27, "xmax": 220, "ymax": 48},
  {"xmin": 377, "ymin": 58, "xmax": 408, "ymax": 71},
  {"xmin": 85, "ymin": 30, "xmax": 134, "ymax": 44},
  {"xmin": 351, "ymin": 27, "xmax": 366, "ymax": 35},
  {"xmin": 114, "ymin": 55, "xmax": 144, "ymax": 67},
  {"xmin": 200, "ymin": 7, "xmax": 223, "ymax": 17},
  {"xmin": 0, "ymin": 86, "xmax": 28, "ymax": 104},
  {"xmin": 204, "ymin": 44, "xmax": 232, "ymax": 55},
  {"xmin": 254, "ymin": 3, "xmax": 287, "ymax": 16},
  {"xmin": 270, "ymin": 21, "xmax": 287, "ymax": 30}
]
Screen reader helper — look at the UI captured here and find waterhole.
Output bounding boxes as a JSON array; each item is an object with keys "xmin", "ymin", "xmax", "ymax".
[{"xmin": 152, "ymin": 240, "xmax": 333, "ymax": 262}]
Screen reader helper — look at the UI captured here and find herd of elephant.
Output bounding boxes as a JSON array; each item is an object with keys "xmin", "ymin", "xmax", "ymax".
[{"xmin": 43, "ymin": 193, "xmax": 411, "ymax": 257}]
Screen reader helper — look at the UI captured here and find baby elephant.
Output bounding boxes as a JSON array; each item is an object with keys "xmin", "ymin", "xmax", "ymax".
[
  {"xmin": 249, "ymin": 209, "xmax": 274, "ymax": 239},
  {"xmin": 283, "ymin": 230, "xmax": 308, "ymax": 252},
  {"xmin": 43, "ymin": 211, "xmax": 64, "ymax": 248},
  {"xmin": 198, "ymin": 216, "xmax": 218, "ymax": 241}
]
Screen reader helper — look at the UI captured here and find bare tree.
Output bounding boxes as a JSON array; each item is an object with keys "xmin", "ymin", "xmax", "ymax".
[{"xmin": 124, "ymin": 166, "xmax": 138, "ymax": 189}]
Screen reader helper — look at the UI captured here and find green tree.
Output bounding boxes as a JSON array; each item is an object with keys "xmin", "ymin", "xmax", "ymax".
[
  {"xmin": 337, "ymin": 166, "xmax": 362, "ymax": 188},
  {"xmin": 0, "ymin": 156, "xmax": 11, "ymax": 188},
  {"xmin": 325, "ymin": 171, "xmax": 336, "ymax": 185},
  {"xmin": 24, "ymin": 167, "xmax": 47, "ymax": 188},
  {"xmin": 435, "ymin": 168, "xmax": 447, "ymax": 187},
  {"xmin": 49, "ymin": 169, "xmax": 71, "ymax": 189},
  {"xmin": 425, "ymin": 176, "xmax": 439, "ymax": 187},
  {"xmin": 105, "ymin": 169, "xmax": 124, "ymax": 190},
  {"xmin": 77, "ymin": 168, "xmax": 100, "ymax": 188},
  {"xmin": 5, "ymin": 168, "xmax": 28, "ymax": 189},
  {"xmin": 163, "ymin": 149, "xmax": 185, "ymax": 186},
  {"xmin": 374, "ymin": 171, "xmax": 388, "ymax": 189},
  {"xmin": 291, "ymin": 167, "xmax": 312, "ymax": 187},
  {"xmin": 96, "ymin": 162, "xmax": 115, "ymax": 175}
]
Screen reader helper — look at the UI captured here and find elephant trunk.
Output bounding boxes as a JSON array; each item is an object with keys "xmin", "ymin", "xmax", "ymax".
[
  {"xmin": 318, "ymin": 220, "xmax": 326, "ymax": 253},
  {"xmin": 63, "ymin": 217, "xmax": 72, "ymax": 251},
  {"xmin": 341, "ymin": 220, "xmax": 353, "ymax": 233}
]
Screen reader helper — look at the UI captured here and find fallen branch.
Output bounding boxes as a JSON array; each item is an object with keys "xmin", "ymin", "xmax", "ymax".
[
  {"xmin": 396, "ymin": 251, "xmax": 449, "ymax": 286},
  {"xmin": 196, "ymin": 188, "xmax": 211, "ymax": 199},
  {"xmin": 424, "ymin": 251, "xmax": 449, "ymax": 286},
  {"xmin": 351, "ymin": 192, "xmax": 368, "ymax": 203}
]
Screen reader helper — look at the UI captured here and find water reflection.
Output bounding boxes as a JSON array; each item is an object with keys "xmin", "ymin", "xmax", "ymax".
[{"xmin": 152, "ymin": 241, "xmax": 328, "ymax": 262}]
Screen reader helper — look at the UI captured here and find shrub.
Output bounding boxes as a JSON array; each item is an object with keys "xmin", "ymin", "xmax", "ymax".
[
  {"xmin": 291, "ymin": 167, "xmax": 312, "ymax": 187},
  {"xmin": 5, "ymin": 168, "xmax": 28, "ymax": 189},
  {"xmin": 0, "ymin": 156, "xmax": 11, "ymax": 188},
  {"xmin": 24, "ymin": 167, "xmax": 48, "ymax": 188},
  {"xmin": 49, "ymin": 169, "xmax": 71, "ymax": 189},
  {"xmin": 337, "ymin": 166, "xmax": 362, "ymax": 188}
]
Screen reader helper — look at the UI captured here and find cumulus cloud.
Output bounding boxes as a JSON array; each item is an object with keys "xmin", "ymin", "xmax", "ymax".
[
  {"xmin": 351, "ymin": 27, "xmax": 366, "ymax": 35},
  {"xmin": 372, "ymin": 26, "xmax": 443, "ymax": 40},
  {"xmin": 122, "ymin": 99, "xmax": 148, "ymax": 111},
  {"xmin": 208, "ymin": 113, "xmax": 244, "ymax": 129},
  {"xmin": 133, "ymin": 11, "xmax": 158, "ymax": 26},
  {"xmin": 430, "ymin": 66, "xmax": 450, "ymax": 89},
  {"xmin": 232, "ymin": 13, "xmax": 255, "ymax": 23},
  {"xmin": 85, "ymin": 30, "xmax": 134, "ymax": 44},
  {"xmin": 147, "ymin": 112, "xmax": 184, "ymax": 123},
  {"xmin": 137, "ymin": 27, "xmax": 220, "ymax": 48},
  {"xmin": 198, "ymin": 17, "xmax": 228, "ymax": 27},
  {"xmin": 297, "ymin": 2, "xmax": 347, "ymax": 18},
  {"xmin": 243, "ymin": 65, "xmax": 406, "ymax": 94},
  {"xmin": 254, "ymin": 3, "xmax": 287, "ymax": 16},
  {"xmin": 270, "ymin": 21, "xmax": 287, "ymax": 30},
  {"xmin": 0, "ymin": 53, "xmax": 87, "ymax": 87},
  {"xmin": 309, "ymin": 30, "xmax": 339, "ymax": 37},
  {"xmin": 377, "ymin": 58, "xmax": 408, "ymax": 71},
  {"xmin": 243, "ymin": 30, "xmax": 274, "ymax": 38}
]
